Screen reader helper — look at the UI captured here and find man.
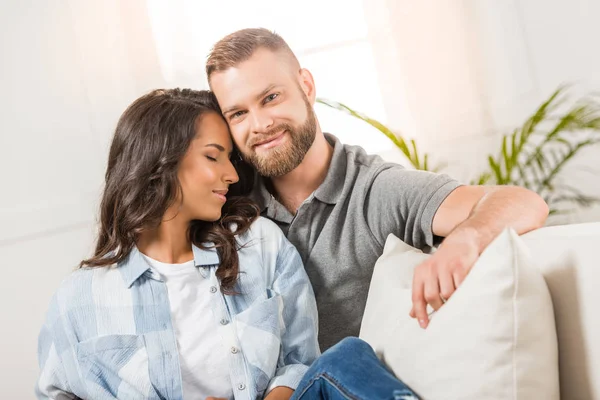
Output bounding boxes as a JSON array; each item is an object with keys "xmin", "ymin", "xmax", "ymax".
[{"xmin": 206, "ymin": 28, "xmax": 549, "ymax": 350}]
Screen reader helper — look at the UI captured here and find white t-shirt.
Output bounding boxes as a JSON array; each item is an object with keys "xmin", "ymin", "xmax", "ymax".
[{"xmin": 142, "ymin": 254, "xmax": 233, "ymax": 400}]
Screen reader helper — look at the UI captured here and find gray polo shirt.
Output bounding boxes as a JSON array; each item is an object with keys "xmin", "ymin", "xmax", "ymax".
[{"xmin": 250, "ymin": 133, "xmax": 461, "ymax": 350}]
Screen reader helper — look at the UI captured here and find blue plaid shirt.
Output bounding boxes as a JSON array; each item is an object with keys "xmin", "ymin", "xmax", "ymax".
[{"xmin": 36, "ymin": 217, "xmax": 320, "ymax": 400}]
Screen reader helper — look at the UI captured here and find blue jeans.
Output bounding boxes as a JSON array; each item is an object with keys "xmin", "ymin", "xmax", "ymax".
[{"xmin": 290, "ymin": 337, "xmax": 420, "ymax": 400}]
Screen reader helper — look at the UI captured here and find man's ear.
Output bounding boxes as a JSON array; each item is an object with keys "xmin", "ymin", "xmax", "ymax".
[{"xmin": 298, "ymin": 68, "xmax": 316, "ymax": 105}]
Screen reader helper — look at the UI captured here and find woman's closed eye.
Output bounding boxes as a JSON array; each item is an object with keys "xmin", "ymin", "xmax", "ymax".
[{"xmin": 206, "ymin": 152, "xmax": 234, "ymax": 163}]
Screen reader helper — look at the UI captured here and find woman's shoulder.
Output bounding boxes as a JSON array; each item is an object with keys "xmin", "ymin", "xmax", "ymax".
[
  {"xmin": 248, "ymin": 216, "xmax": 284, "ymax": 237},
  {"xmin": 51, "ymin": 265, "xmax": 119, "ymax": 308},
  {"xmin": 240, "ymin": 216, "xmax": 288, "ymax": 250},
  {"xmin": 234, "ymin": 217, "xmax": 288, "ymax": 266},
  {"xmin": 60, "ymin": 264, "xmax": 118, "ymax": 286},
  {"xmin": 57, "ymin": 266, "xmax": 95, "ymax": 291}
]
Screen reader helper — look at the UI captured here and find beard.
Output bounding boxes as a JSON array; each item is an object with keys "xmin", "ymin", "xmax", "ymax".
[{"xmin": 242, "ymin": 96, "xmax": 317, "ymax": 178}]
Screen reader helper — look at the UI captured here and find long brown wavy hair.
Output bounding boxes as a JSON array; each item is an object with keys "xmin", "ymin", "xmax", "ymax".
[{"xmin": 81, "ymin": 88, "xmax": 259, "ymax": 293}]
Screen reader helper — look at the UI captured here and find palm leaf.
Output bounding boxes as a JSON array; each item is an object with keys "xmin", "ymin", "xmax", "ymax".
[
  {"xmin": 316, "ymin": 98, "xmax": 435, "ymax": 171},
  {"xmin": 536, "ymin": 139, "xmax": 600, "ymax": 193},
  {"xmin": 488, "ymin": 85, "xmax": 600, "ymax": 213}
]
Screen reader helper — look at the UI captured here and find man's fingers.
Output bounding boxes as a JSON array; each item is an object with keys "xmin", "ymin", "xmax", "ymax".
[
  {"xmin": 453, "ymin": 270, "xmax": 466, "ymax": 289},
  {"xmin": 439, "ymin": 271, "xmax": 456, "ymax": 304},
  {"xmin": 411, "ymin": 277, "xmax": 429, "ymax": 328},
  {"xmin": 424, "ymin": 277, "xmax": 444, "ymax": 311}
]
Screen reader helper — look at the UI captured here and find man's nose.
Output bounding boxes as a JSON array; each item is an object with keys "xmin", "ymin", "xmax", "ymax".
[{"xmin": 250, "ymin": 110, "xmax": 274, "ymax": 133}]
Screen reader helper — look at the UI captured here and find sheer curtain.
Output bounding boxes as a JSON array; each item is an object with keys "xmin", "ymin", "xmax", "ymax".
[
  {"xmin": 1, "ymin": 1, "xmax": 165, "ymax": 397},
  {"xmin": 143, "ymin": 0, "xmax": 536, "ymax": 170},
  {"xmin": 364, "ymin": 0, "xmax": 542, "ymax": 179},
  {"xmin": 1, "ymin": 0, "xmax": 165, "ymax": 244},
  {"xmin": 146, "ymin": 0, "xmax": 394, "ymax": 155}
]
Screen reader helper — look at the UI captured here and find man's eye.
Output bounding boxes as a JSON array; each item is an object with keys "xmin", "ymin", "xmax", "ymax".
[
  {"xmin": 231, "ymin": 111, "xmax": 245, "ymax": 120},
  {"xmin": 264, "ymin": 93, "xmax": 278, "ymax": 103}
]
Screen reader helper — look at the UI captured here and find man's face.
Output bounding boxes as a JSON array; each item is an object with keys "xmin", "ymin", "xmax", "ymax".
[{"xmin": 210, "ymin": 48, "xmax": 317, "ymax": 177}]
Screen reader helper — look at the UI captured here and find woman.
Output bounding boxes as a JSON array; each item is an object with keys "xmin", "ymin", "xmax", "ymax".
[{"xmin": 36, "ymin": 89, "xmax": 418, "ymax": 400}]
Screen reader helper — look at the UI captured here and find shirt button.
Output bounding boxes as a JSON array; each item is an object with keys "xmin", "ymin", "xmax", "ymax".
[
  {"xmin": 237, "ymin": 383, "xmax": 246, "ymax": 390},
  {"xmin": 209, "ymin": 286, "xmax": 217, "ymax": 293},
  {"xmin": 230, "ymin": 346, "xmax": 239, "ymax": 354},
  {"xmin": 220, "ymin": 318, "xmax": 228, "ymax": 325}
]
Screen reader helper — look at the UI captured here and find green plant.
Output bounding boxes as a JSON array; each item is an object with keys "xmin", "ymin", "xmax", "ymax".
[
  {"xmin": 316, "ymin": 98, "xmax": 441, "ymax": 172},
  {"xmin": 317, "ymin": 85, "xmax": 600, "ymax": 214}
]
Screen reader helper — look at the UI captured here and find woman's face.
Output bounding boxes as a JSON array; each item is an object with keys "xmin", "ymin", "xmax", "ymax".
[{"xmin": 176, "ymin": 112, "xmax": 239, "ymax": 222}]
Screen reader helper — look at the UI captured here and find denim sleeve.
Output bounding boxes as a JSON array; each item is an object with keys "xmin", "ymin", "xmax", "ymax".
[
  {"xmin": 266, "ymin": 238, "xmax": 321, "ymax": 394},
  {"xmin": 35, "ymin": 295, "xmax": 78, "ymax": 400}
]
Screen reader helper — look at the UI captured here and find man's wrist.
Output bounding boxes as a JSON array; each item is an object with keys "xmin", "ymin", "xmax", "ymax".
[{"xmin": 443, "ymin": 224, "xmax": 492, "ymax": 254}]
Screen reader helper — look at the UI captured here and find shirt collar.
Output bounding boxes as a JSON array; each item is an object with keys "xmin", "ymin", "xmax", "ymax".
[
  {"xmin": 313, "ymin": 133, "xmax": 347, "ymax": 204},
  {"xmin": 251, "ymin": 133, "xmax": 347, "ymax": 211},
  {"xmin": 251, "ymin": 171, "xmax": 272, "ymax": 214},
  {"xmin": 119, "ymin": 244, "xmax": 220, "ymax": 288}
]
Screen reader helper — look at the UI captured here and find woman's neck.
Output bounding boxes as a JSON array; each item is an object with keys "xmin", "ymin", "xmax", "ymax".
[{"xmin": 136, "ymin": 210, "xmax": 193, "ymax": 264}]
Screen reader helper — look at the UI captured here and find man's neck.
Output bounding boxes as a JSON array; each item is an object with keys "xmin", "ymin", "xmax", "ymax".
[{"xmin": 270, "ymin": 131, "xmax": 334, "ymax": 214}]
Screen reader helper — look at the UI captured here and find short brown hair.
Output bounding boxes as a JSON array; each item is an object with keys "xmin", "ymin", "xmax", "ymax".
[{"xmin": 206, "ymin": 28, "xmax": 299, "ymax": 80}]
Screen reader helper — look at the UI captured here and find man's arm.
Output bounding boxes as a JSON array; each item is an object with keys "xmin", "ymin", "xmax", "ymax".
[
  {"xmin": 432, "ymin": 185, "xmax": 549, "ymax": 239},
  {"xmin": 410, "ymin": 185, "xmax": 549, "ymax": 328}
]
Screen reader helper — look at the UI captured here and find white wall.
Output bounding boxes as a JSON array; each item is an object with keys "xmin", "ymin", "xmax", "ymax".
[
  {"xmin": 0, "ymin": 0, "xmax": 165, "ymax": 397},
  {"xmin": 365, "ymin": 0, "xmax": 600, "ymax": 225},
  {"xmin": 517, "ymin": 0, "xmax": 600, "ymax": 224}
]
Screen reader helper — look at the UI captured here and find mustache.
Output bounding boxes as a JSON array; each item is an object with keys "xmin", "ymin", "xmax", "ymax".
[{"xmin": 248, "ymin": 123, "xmax": 293, "ymax": 147}]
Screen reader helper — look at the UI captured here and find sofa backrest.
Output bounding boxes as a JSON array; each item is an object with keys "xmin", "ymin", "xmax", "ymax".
[{"xmin": 522, "ymin": 222, "xmax": 600, "ymax": 400}]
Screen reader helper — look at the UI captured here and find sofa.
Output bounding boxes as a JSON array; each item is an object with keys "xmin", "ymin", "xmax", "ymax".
[
  {"xmin": 521, "ymin": 222, "xmax": 600, "ymax": 399},
  {"xmin": 360, "ymin": 222, "xmax": 600, "ymax": 400}
]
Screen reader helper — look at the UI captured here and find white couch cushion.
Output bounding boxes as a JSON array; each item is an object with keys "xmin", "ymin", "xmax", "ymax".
[
  {"xmin": 522, "ymin": 222, "xmax": 600, "ymax": 400},
  {"xmin": 360, "ymin": 229, "xmax": 559, "ymax": 400}
]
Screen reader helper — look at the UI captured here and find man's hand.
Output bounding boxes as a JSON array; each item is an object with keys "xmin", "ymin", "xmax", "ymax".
[
  {"xmin": 409, "ymin": 228, "xmax": 480, "ymax": 328},
  {"xmin": 410, "ymin": 185, "xmax": 548, "ymax": 328}
]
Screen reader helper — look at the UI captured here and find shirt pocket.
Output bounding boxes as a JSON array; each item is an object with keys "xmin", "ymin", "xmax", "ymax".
[
  {"xmin": 75, "ymin": 334, "xmax": 162, "ymax": 400},
  {"xmin": 233, "ymin": 294, "xmax": 284, "ymax": 394}
]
